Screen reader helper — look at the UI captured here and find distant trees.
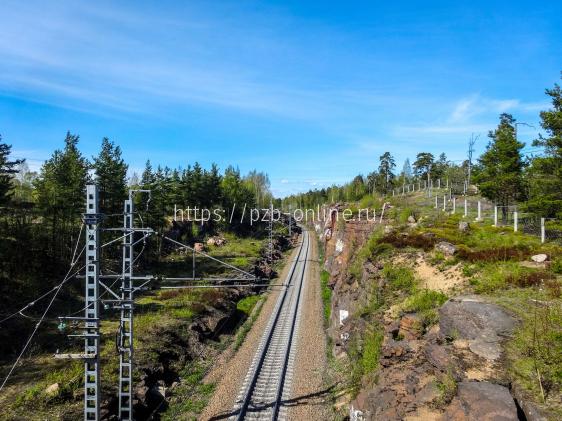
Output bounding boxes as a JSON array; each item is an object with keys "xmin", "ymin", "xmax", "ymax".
[
  {"xmin": 476, "ymin": 113, "xmax": 525, "ymax": 217},
  {"xmin": 433, "ymin": 153, "xmax": 449, "ymax": 182},
  {"xmin": 526, "ymin": 76, "xmax": 562, "ymax": 217},
  {"xmin": 401, "ymin": 158, "xmax": 412, "ymax": 181},
  {"xmin": 246, "ymin": 170, "xmax": 272, "ymax": 208},
  {"xmin": 12, "ymin": 162, "xmax": 37, "ymax": 203},
  {"xmin": 0, "ymin": 137, "xmax": 24, "ymax": 206}
]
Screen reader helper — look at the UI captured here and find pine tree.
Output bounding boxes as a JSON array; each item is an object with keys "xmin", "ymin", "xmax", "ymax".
[
  {"xmin": 413, "ymin": 152, "xmax": 435, "ymax": 186},
  {"xmin": 35, "ymin": 132, "xmax": 90, "ymax": 264},
  {"xmin": 93, "ymin": 138, "xmax": 128, "ymax": 215},
  {"xmin": 0, "ymin": 137, "xmax": 24, "ymax": 206},
  {"xmin": 378, "ymin": 152, "xmax": 396, "ymax": 193},
  {"xmin": 476, "ymin": 113, "xmax": 525, "ymax": 218},
  {"xmin": 526, "ymin": 76, "xmax": 562, "ymax": 217}
]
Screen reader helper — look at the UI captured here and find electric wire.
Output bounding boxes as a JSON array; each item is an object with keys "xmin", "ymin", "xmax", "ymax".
[
  {"xmin": 0, "ymin": 224, "xmax": 85, "ymax": 325},
  {"xmin": 0, "ymin": 224, "xmax": 85, "ymax": 392}
]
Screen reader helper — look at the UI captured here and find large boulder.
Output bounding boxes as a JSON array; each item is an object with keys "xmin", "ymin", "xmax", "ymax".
[
  {"xmin": 531, "ymin": 254, "xmax": 548, "ymax": 263},
  {"xmin": 439, "ymin": 296, "xmax": 516, "ymax": 361},
  {"xmin": 435, "ymin": 241, "xmax": 457, "ymax": 256},
  {"xmin": 444, "ymin": 381, "xmax": 518, "ymax": 420}
]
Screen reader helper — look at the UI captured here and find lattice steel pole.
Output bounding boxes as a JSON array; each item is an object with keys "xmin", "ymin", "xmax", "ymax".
[
  {"xmin": 119, "ymin": 196, "xmax": 134, "ymax": 420},
  {"xmin": 84, "ymin": 185, "xmax": 101, "ymax": 421}
]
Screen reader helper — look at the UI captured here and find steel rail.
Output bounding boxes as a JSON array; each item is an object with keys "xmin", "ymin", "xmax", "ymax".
[{"xmin": 233, "ymin": 230, "xmax": 310, "ymax": 420}]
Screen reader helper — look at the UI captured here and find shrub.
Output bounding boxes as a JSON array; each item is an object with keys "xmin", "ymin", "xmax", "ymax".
[
  {"xmin": 380, "ymin": 232, "xmax": 436, "ymax": 251},
  {"xmin": 507, "ymin": 270, "xmax": 555, "ymax": 288},
  {"xmin": 320, "ymin": 270, "xmax": 332, "ymax": 322},
  {"xmin": 552, "ymin": 257, "xmax": 562, "ymax": 274},
  {"xmin": 457, "ymin": 245, "xmax": 532, "ymax": 262}
]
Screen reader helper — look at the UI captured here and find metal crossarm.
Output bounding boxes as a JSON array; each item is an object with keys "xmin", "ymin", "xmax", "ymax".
[{"xmin": 84, "ymin": 185, "xmax": 101, "ymax": 421}]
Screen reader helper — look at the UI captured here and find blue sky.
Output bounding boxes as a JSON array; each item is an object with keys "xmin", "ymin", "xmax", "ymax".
[{"xmin": 0, "ymin": 0, "xmax": 560, "ymax": 196}]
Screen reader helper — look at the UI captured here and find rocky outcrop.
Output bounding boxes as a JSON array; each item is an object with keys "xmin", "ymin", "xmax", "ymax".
[
  {"xmin": 435, "ymin": 241, "xmax": 457, "ymax": 256},
  {"xmin": 444, "ymin": 381, "xmax": 518, "ymax": 420},
  {"xmin": 320, "ymin": 219, "xmax": 527, "ymax": 421},
  {"xmin": 439, "ymin": 295, "xmax": 517, "ymax": 361}
]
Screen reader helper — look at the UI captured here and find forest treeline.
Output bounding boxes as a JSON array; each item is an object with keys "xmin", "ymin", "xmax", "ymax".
[
  {"xmin": 282, "ymin": 76, "xmax": 562, "ymax": 220},
  {"xmin": 0, "ymin": 134, "xmax": 273, "ymax": 331}
]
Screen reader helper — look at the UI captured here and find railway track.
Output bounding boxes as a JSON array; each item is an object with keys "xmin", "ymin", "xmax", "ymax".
[{"xmin": 230, "ymin": 230, "xmax": 310, "ymax": 420}]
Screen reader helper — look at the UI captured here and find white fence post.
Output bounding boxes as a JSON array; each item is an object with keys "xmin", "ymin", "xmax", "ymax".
[
  {"xmin": 452, "ymin": 197, "xmax": 456, "ymax": 214},
  {"xmin": 513, "ymin": 211, "xmax": 518, "ymax": 232},
  {"xmin": 438, "ymin": 178, "xmax": 441, "ymax": 188},
  {"xmin": 494, "ymin": 206, "xmax": 498, "ymax": 227},
  {"xmin": 477, "ymin": 201, "xmax": 481, "ymax": 221},
  {"xmin": 443, "ymin": 195, "xmax": 446, "ymax": 211},
  {"xmin": 541, "ymin": 218, "xmax": 545, "ymax": 243},
  {"xmin": 434, "ymin": 196, "xmax": 438, "ymax": 208},
  {"xmin": 464, "ymin": 198, "xmax": 468, "ymax": 217}
]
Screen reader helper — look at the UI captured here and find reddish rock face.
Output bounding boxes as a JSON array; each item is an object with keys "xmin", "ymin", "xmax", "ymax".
[{"xmin": 398, "ymin": 314, "xmax": 423, "ymax": 340}]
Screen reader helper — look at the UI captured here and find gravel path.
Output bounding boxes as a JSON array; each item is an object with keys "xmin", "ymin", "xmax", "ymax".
[
  {"xmin": 200, "ymin": 244, "xmax": 301, "ymax": 421},
  {"xmin": 285, "ymin": 231, "xmax": 331, "ymax": 420}
]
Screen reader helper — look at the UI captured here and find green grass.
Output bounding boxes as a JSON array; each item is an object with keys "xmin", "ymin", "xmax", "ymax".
[
  {"xmin": 397, "ymin": 207, "xmax": 420, "ymax": 224},
  {"xmin": 361, "ymin": 328, "xmax": 384, "ymax": 375},
  {"xmin": 402, "ymin": 289, "xmax": 448, "ymax": 312},
  {"xmin": 348, "ymin": 228, "xmax": 388, "ymax": 280},
  {"xmin": 552, "ymin": 257, "xmax": 562, "ymax": 274},
  {"xmin": 493, "ymin": 288, "xmax": 562, "ymax": 417},
  {"xmin": 14, "ymin": 361, "xmax": 83, "ymax": 409},
  {"xmin": 358, "ymin": 194, "xmax": 381, "ymax": 211},
  {"xmin": 401, "ymin": 289, "xmax": 448, "ymax": 327},
  {"xmin": 383, "ymin": 265, "xmax": 416, "ymax": 293},
  {"xmin": 237, "ymin": 294, "xmax": 261, "ymax": 315},
  {"xmin": 320, "ymin": 270, "xmax": 332, "ymax": 323},
  {"xmin": 434, "ymin": 370, "xmax": 458, "ymax": 408},
  {"xmin": 234, "ymin": 296, "xmax": 264, "ymax": 351},
  {"xmin": 469, "ymin": 261, "xmax": 555, "ymax": 293},
  {"xmin": 162, "ymin": 361, "xmax": 216, "ymax": 420}
]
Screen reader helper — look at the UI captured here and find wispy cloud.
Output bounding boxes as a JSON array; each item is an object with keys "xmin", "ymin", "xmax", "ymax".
[{"xmin": 395, "ymin": 94, "xmax": 542, "ymax": 138}]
